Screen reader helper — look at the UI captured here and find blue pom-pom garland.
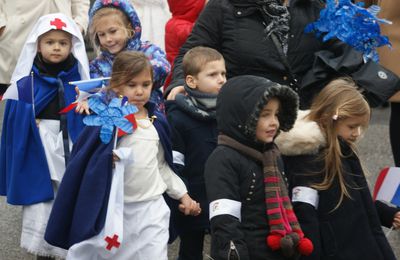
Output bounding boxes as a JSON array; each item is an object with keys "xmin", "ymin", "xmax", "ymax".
[{"xmin": 305, "ymin": 0, "xmax": 392, "ymax": 62}]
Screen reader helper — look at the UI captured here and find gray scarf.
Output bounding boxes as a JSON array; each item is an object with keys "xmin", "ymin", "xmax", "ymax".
[
  {"xmin": 175, "ymin": 85, "xmax": 217, "ymax": 120},
  {"xmin": 257, "ymin": 0, "xmax": 291, "ymax": 55}
]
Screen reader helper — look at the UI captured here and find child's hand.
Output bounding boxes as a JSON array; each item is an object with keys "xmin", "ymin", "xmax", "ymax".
[
  {"xmin": 393, "ymin": 211, "xmax": 400, "ymax": 229},
  {"xmin": 74, "ymin": 86, "xmax": 90, "ymax": 114},
  {"xmin": 179, "ymin": 193, "xmax": 201, "ymax": 216},
  {"xmin": 75, "ymin": 100, "xmax": 90, "ymax": 115},
  {"xmin": 166, "ymin": 85, "xmax": 185, "ymax": 100}
]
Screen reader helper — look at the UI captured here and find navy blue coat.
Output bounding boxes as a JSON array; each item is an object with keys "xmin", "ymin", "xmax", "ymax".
[
  {"xmin": 45, "ymin": 102, "xmax": 176, "ymax": 249},
  {"xmin": 0, "ymin": 63, "xmax": 85, "ymax": 205},
  {"xmin": 166, "ymin": 100, "xmax": 218, "ymax": 232}
]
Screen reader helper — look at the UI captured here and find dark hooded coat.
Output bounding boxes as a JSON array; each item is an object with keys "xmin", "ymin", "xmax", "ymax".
[{"xmin": 204, "ymin": 75, "xmax": 298, "ymax": 260}]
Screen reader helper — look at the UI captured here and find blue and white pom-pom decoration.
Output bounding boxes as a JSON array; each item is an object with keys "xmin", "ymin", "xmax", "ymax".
[
  {"xmin": 305, "ymin": 0, "xmax": 392, "ymax": 62},
  {"xmin": 83, "ymin": 96, "xmax": 138, "ymax": 144}
]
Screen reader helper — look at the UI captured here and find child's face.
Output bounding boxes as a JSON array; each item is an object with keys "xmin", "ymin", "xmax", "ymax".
[
  {"xmin": 37, "ymin": 30, "xmax": 72, "ymax": 64},
  {"xmin": 119, "ymin": 69, "xmax": 153, "ymax": 114},
  {"xmin": 255, "ymin": 98, "xmax": 280, "ymax": 143},
  {"xmin": 186, "ymin": 59, "xmax": 226, "ymax": 94},
  {"xmin": 96, "ymin": 15, "xmax": 129, "ymax": 55},
  {"xmin": 335, "ymin": 115, "xmax": 367, "ymax": 143}
]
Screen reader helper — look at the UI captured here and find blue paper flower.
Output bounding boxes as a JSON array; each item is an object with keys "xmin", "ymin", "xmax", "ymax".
[
  {"xmin": 83, "ymin": 96, "xmax": 138, "ymax": 143},
  {"xmin": 305, "ymin": 0, "xmax": 392, "ymax": 62}
]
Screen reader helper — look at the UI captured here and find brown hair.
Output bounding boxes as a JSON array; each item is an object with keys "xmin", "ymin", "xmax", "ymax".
[
  {"xmin": 109, "ymin": 51, "xmax": 153, "ymax": 92},
  {"xmin": 89, "ymin": 7, "xmax": 133, "ymax": 51},
  {"xmin": 307, "ymin": 77, "xmax": 370, "ymax": 209},
  {"xmin": 182, "ymin": 46, "xmax": 224, "ymax": 77}
]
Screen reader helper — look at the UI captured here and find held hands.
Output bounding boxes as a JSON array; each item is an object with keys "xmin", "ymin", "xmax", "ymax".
[
  {"xmin": 166, "ymin": 85, "xmax": 185, "ymax": 100},
  {"xmin": 179, "ymin": 193, "xmax": 201, "ymax": 216}
]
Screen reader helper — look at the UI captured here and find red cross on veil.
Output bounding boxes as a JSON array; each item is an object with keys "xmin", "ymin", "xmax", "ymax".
[
  {"xmin": 50, "ymin": 18, "xmax": 67, "ymax": 30},
  {"xmin": 105, "ymin": 234, "xmax": 121, "ymax": 250}
]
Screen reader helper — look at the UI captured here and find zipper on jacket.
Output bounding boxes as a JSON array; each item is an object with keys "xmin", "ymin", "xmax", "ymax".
[{"xmin": 228, "ymin": 240, "xmax": 240, "ymax": 260}]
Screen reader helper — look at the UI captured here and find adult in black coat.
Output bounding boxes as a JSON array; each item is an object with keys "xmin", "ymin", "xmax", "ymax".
[{"xmin": 166, "ymin": 0, "xmax": 400, "ymax": 108}]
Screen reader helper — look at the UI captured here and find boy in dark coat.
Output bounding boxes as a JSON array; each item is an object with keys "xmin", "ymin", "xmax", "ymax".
[
  {"xmin": 205, "ymin": 75, "xmax": 313, "ymax": 260},
  {"xmin": 166, "ymin": 46, "xmax": 226, "ymax": 260}
]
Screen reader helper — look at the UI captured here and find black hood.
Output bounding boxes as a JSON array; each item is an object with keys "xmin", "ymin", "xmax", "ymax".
[{"xmin": 217, "ymin": 75, "xmax": 298, "ymax": 150}]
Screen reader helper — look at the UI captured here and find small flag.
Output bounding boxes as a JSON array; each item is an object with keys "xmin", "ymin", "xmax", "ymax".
[
  {"xmin": 373, "ymin": 167, "xmax": 400, "ymax": 207},
  {"xmin": 59, "ymin": 77, "xmax": 111, "ymax": 114},
  {"xmin": 69, "ymin": 77, "xmax": 110, "ymax": 93},
  {"xmin": 70, "ymin": 77, "xmax": 110, "ymax": 102}
]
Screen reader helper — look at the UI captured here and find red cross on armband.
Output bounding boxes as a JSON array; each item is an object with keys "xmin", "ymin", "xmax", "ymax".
[
  {"xmin": 50, "ymin": 18, "xmax": 67, "ymax": 30},
  {"xmin": 104, "ymin": 234, "xmax": 121, "ymax": 250}
]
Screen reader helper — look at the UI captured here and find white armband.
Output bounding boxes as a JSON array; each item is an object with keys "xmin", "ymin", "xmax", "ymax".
[
  {"xmin": 292, "ymin": 186, "xmax": 319, "ymax": 209},
  {"xmin": 172, "ymin": 150, "xmax": 185, "ymax": 166},
  {"xmin": 209, "ymin": 199, "xmax": 241, "ymax": 221}
]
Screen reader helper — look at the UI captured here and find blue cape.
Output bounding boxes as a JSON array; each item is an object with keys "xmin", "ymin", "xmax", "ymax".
[
  {"xmin": 45, "ymin": 102, "xmax": 176, "ymax": 249},
  {"xmin": 0, "ymin": 64, "xmax": 85, "ymax": 205}
]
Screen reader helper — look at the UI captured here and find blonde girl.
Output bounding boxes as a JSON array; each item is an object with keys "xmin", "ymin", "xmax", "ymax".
[
  {"xmin": 86, "ymin": 0, "xmax": 169, "ymax": 112},
  {"xmin": 275, "ymin": 78, "xmax": 396, "ymax": 260}
]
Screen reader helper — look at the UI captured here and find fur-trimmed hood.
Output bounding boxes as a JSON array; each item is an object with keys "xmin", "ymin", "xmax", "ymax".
[
  {"xmin": 217, "ymin": 75, "xmax": 298, "ymax": 151},
  {"xmin": 275, "ymin": 110, "xmax": 326, "ymax": 156}
]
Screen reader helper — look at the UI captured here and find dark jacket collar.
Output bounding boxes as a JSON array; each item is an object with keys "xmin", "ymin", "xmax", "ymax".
[{"xmin": 34, "ymin": 54, "xmax": 76, "ymax": 77}]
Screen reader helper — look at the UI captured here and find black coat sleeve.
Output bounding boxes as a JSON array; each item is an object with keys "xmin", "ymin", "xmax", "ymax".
[
  {"xmin": 165, "ymin": 0, "xmax": 224, "ymax": 96},
  {"xmin": 300, "ymin": 40, "xmax": 400, "ymax": 108},
  {"xmin": 205, "ymin": 148, "xmax": 250, "ymax": 260},
  {"xmin": 166, "ymin": 108, "xmax": 186, "ymax": 179},
  {"xmin": 375, "ymin": 200, "xmax": 400, "ymax": 228},
  {"xmin": 354, "ymin": 166, "xmax": 398, "ymax": 260},
  {"xmin": 284, "ymin": 155, "xmax": 322, "ymax": 260}
]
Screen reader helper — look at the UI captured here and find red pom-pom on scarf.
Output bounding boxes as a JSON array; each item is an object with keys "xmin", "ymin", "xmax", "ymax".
[
  {"xmin": 298, "ymin": 237, "xmax": 314, "ymax": 256},
  {"xmin": 266, "ymin": 234, "xmax": 282, "ymax": 250}
]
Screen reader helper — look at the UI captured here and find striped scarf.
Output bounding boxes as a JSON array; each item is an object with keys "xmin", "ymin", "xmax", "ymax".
[{"xmin": 218, "ymin": 134, "xmax": 313, "ymax": 257}]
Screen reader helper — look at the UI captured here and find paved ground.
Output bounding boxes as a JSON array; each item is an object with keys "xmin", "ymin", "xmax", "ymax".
[{"xmin": 0, "ymin": 103, "xmax": 399, "ymax": 260}]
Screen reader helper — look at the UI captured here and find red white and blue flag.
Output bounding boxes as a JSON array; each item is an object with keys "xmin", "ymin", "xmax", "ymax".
[{"xmin": 373, "ymin": 167, "xmax": 400, "ymax": 207}]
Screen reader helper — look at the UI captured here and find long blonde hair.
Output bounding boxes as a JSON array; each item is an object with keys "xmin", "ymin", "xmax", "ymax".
[
  {"xmin": 89, "ymin": 7, "xmax": 133, "ymax": 52},
  {"xmin": 307, "ymin": 78, "xmax": 371, "ymax": 208}
]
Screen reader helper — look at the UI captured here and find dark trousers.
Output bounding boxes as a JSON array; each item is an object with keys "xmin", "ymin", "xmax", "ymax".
[
  {"xmin": 390, "ymin": 102, "xmax": 400, "ymax": 167},
  {"xmin": 178, "ymin": 229, "xmax": 205, "ymax": 260}
]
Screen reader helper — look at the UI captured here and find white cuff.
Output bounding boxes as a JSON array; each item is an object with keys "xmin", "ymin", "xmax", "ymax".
[
  {"xmin": 292, "ymin": 186, "xmax": 319, "ymax": 209},
  {"xmin": 209, "ymin": 199, "xmax": 241, "ymax": 221},
  {"xmin": 172, "ymin": 150, "xmax": 185, "ymax": 166},
  {"xmin": 113, "ymin": 147, "xmax": 134, "ymax": 166}
]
